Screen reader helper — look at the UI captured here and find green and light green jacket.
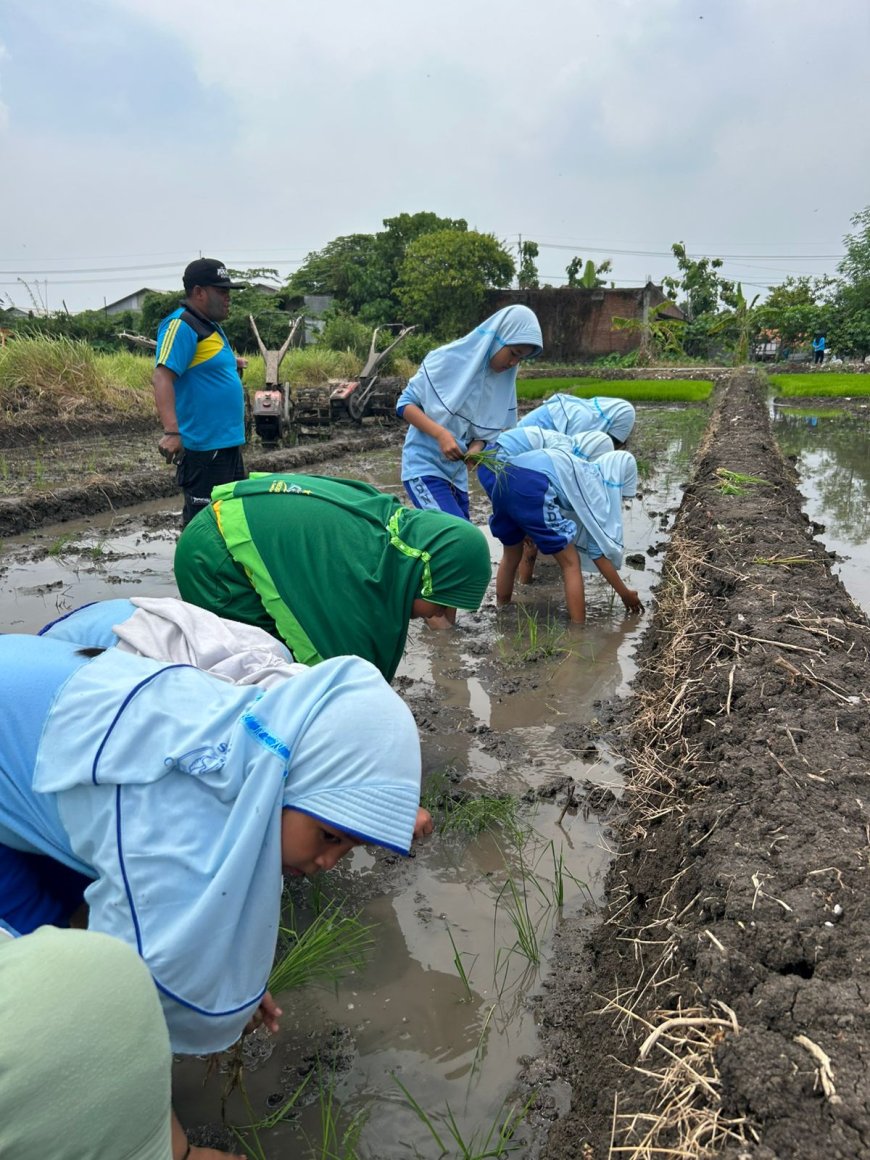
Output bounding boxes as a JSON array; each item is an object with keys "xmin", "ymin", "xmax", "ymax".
[{"xmin": 205, "ymin": 473, "xmax": 491, "ymax": 681}]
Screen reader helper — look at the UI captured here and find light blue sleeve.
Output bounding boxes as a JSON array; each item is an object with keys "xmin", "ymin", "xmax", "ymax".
[{"xmin": 39, "ymin": 599, "xmax": 138, "ymax": 648}]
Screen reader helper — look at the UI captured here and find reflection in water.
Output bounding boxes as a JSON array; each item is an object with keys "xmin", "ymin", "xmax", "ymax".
[{"xmin": 773, "ymin": 407, "xmax": 870, "ymax": 612}]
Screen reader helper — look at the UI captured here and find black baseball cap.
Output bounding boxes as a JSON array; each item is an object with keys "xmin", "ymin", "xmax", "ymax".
[{"xmin": 183, "ymin": 258, "xmax": 246, "ymax": 292}]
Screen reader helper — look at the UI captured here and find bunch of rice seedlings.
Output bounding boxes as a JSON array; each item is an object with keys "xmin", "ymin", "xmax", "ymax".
[{"xmin": 268, "ymin": 899, "xmax": 373, "ymax": 994}]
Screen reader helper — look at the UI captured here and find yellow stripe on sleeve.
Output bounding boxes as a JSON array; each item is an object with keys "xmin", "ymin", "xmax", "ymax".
[{"xmin": 156, "ymin": 317, "xmax": 182, "ymax": 365}]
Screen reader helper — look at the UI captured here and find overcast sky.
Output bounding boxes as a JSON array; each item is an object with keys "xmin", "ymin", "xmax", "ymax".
[{"xmin": 1, "ymin": 0, "xmax": 868, "ymax": 313}]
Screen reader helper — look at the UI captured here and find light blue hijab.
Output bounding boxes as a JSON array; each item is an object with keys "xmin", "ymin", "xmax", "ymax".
[
  {"xmin": 518, "ymin": 394, "xmax": 636, "ymax": 443},
  {"xmin": 408, "ymin": 305, "xmax": 542, "ymax": 437},
  {"xmin": 494, "ymin": 425, "xmax": 613, "ymax": 463},
  {"xmin": 25, "ymin": 643, "xmax": 421, "ymax": 1054}
]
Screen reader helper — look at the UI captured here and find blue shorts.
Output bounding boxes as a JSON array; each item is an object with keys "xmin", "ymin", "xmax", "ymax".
[
  {"xmin": 478, "ymin": 463, "xmax": 576, "ymax": 555},
  {"xmin": 403, "ymin": 476, "xmax": 470, "ymax": 521}
]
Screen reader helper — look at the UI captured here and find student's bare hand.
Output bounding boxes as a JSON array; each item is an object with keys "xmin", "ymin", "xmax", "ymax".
[
  {"xmin": 244, "ymin": 991, "xmax": 282, "ymax": 1036},
  {"xmin": 436, "ymin": 430, "xmax": 464, "ymax": 461},
  {"xmin": 622, "ymin": 589, "xmax": 644, "ymax": 614},
  {"xmin": 413, "ymin": 807, "xmax": 434, "ymax": 841}
]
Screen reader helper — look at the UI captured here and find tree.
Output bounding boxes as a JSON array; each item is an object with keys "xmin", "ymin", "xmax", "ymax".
[
  {"xmin": 611, "ymin": 300, "xmax": 685, "ymax": 363},
  {"xmin": 828, "ymin": 206, "xmax": 870, "ymax": 359},
  {"xmin": 708, "ymin": 283, "xmax": 760, "ymax": 364},
  {"xmin": 286, "ymin": 212, "xmax": 470, "ymax": 325},
  {"xmin": 395, "ymin": 230, "xmax": 515, "ymax": 337},
  {"xmin": 565, "ymin": 256, "xmax": 612, "ymax": 288},
  {"xmin": 518, "ymin": 240, "xmax": 540, "ymax": 289},
  {"xmin": 756, "ymin": 277, "xmax": 832, "ymax": 354},
  {"xmin": 663, "ymin": 242, "xmax": 735, "ymax": 320}
]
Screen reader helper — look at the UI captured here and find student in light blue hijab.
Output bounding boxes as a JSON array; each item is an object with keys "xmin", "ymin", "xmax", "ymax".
[
  {"xmin": 477, "ymin": 447, "xmax": 643, "ymax": 624},
  {"xmin": 518, "ymin": 393, "xmax": 635, "ymax": 446},
  {"xmin": 397, "ymin": 305, "xmax": 543, "ymax": 520},
  {"xmin": 490, "ymin": 425, "xmax": 613, "ymax": 463},
  {"xmin": 0, "ymin": 636, "xmax": 422, "ymax": 1060}
]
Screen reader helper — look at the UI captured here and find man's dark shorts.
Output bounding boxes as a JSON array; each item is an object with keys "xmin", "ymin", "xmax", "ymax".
[{"xmin": 176, "ymin": 445, "xmax": 246, "ymax": 527}]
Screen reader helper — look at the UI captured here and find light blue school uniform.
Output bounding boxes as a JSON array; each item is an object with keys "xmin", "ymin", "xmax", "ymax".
[
  {"xmin": 0, "ymin": 638, "xmax": 421, "ymax": 1054},
  {"xmin": 398, "ymin": 306, "xmax": 543, "ymax": 500},
  {"xmin": 518, "ymin": 394, "xmax": 635, "ymax": 443}
]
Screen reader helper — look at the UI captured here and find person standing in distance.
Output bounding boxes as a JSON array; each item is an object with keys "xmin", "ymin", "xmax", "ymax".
[{"xmin": 153, "ymin": 258, "xmax": 249, "ymax": 527}]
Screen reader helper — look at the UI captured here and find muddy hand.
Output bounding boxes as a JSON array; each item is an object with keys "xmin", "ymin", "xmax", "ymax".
[{"xmin": 622, "ymin": 589, "xmax": 644, "ymax": 614}]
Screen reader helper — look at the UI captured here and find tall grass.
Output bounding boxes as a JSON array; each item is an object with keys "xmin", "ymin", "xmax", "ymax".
[
  {"xmin": 516, "ymin": 377, "xmax": 712, "ymax": 402},
  {"xmin": 768, "ymin": 373, "xmax": 870, "ymax": 397},
  {"xmin": 0, "ymin": 336, "xmax": 153, "ymax": 420},
  {"xmin": 242, "ymin": 348, "xmax": 364, "ymax": 391}
]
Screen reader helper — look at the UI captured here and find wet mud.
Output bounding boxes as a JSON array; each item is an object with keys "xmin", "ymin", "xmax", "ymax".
[
  {"xmin": 534, "ymin": 373, "xmax": 870, "ymax": 1159},
  {"xmin": 6, "ymin": 380, "xmax": 868, "ymax": 1157}
]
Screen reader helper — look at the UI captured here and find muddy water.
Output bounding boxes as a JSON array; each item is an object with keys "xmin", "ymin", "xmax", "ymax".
[
  {"xmin": 0, "ymin": 406, "xmax": 705, "ymax": 1157},
  {"xmin": 772, "ymin": 405, "xmax": 870, "ymax": 614}
]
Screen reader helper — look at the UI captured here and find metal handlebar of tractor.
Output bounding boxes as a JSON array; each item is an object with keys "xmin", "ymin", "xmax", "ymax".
[{"xmin": 249, "ymin": 315, "xmax": 304, "ymax": 445}]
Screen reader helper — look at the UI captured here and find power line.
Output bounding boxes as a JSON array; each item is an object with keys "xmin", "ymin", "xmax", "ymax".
[{"xmin": 535, "ymin": 241, "xmax": 844, "ymax": 261}]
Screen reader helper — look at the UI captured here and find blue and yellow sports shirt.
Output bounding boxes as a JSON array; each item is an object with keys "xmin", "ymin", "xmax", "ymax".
[{"xmin": 155, "ymin": 306, "xmax": 245, "ymax": 451}]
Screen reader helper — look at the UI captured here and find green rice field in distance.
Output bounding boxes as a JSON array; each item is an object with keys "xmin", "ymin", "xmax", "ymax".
[
  {"xmin": 769, "ymin": 373, "xmax": 870, "ymax": 397},
  {"xmin": 516, "ymin": 377, "xmax": 713, "ymax": 402}
]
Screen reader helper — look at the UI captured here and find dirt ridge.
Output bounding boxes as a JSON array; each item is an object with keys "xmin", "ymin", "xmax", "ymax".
[{"xmin": 535, "ymin": 371, "xmax": 870, "ymax": 1159}]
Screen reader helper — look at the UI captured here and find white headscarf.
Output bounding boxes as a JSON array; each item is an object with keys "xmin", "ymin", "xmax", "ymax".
[
  {"xmin": 407, "ymin": 306, "xmax": 542, "ymax": 437},
  {"xmin": 32, "ymin": 647, "xmax": 421, "ymax": 1054}
]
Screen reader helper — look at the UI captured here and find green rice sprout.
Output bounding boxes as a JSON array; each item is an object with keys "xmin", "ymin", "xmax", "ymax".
[
  {"xmin": 445, "ymin": 923, "xmax": 477, "ymax": 999},
  {"xmin": 496, "ymin": 870, "xmax": 540, "ymax": 965},
  {"xmin": 713, "ymin": 467, "xmax": 769, "ymax": 495},
  {"xmin": 393, "ymin": 1075, "xmax": 530, "ymax": 1158},
  {"xmin": 268, "ymin": 900, "xmax": 373, "ymax": 994}
]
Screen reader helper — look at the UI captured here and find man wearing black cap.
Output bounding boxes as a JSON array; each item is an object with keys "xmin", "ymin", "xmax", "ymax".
[{"xmin": 152, "ymin": 258, "xmax": 249, "ymax": 527}]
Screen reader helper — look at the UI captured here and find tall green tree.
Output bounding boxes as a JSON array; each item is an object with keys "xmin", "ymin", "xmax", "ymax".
[
  {"xmin": 756, "ymin": 276, "xmax": 832, "ymax": 353},
  {"xmin": 518, "ymin": 240, "xmax": 540, "ymax": 289},
  {"xmin": 663, "ymin": 242, "xmax": 735, "ymax": 320},
  {"xmin": 828, "ymin": 206, "xmax": 870, "ymax": 359},
  {"xmin": 287, "ymin": 212, "xmax": 469, "ymax": 324},
  {"xmin": 395, "ymin": 230, "xmax": 515, "ymax": 337}
]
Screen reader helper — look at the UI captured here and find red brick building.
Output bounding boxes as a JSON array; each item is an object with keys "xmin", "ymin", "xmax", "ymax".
[{"xmin": 483, "ymin": 282, "xmax": 683, "ymax": 361}]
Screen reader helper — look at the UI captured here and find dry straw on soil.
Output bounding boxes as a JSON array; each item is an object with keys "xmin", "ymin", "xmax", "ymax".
[{"xmin": 594, "ymin": 400, "xmax": 757, "ymax": 1160}]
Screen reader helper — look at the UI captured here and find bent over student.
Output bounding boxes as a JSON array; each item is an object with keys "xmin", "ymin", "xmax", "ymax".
[
  {"xmin": 397, "ymin": 305, "xmax": 543, "ymax": 520},
  {"xmin": 174, "ymin": 473, "xmax": 493, "ymax": 681},
  {"xmin": 0, "ymin": 633, "xmax": 423, "ymax": 1159},
  {"xmin": 518, "ymin": 393, "xmax": 635, "ymax": 447},
  {"xmin": 478, "ymin": 447, "xmax": 643, "ymax": 624}
]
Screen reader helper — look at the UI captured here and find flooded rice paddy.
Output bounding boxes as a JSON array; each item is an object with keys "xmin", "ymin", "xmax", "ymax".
[
  {"xmin": 11, "ymin": 394, "xmax": 870, "ymax": 1156},
  {"xmin": 0, "ymin": 407, "xmax": 697, "ymax": 1156}
]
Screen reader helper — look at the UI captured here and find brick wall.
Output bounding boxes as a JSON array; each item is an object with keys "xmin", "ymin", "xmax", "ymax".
[{"xmin": 482, "ymin": 285, "xmax": 675, "ymax": 361}]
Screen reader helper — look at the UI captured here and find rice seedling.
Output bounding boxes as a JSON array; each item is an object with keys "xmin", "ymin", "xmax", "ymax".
[
  {"xmin": 311, "ymin": 1071, "xmax": 368, "ymax": 1160},
  {"xmin": 268, "ymin": 899, "xmax": 373, "ymax": 994},
  {"xmin": 515, "ymin": 377, "xmax": 713, "ymax": 403},
  {"xmin": 496, "ymin": 869, "xmax": 540, "ymax": 965},
  {"xmin": 439, "ymin": 793, "xmax": 526, "ymax": 843},
  {"xmin": 445, "ymin": 923, "xmax": 477, "ymax": 999},
  {"xmin": 47, "ymin": 532, "xmax": 76, "ymax": 556},
  {"xmin": 769, "ymin": 372, "xmax": 870, "ymax": 398},
  {"xmin": 713, "ymin": 467, "xmax": 769, "ymax": 495},
  {"xmin": 499, "ymin": 605, "xmax": 567, "ymax": 665},
  {"xmin": 394, "ymin": 1075, "xmax": 530, "ymax": 1159},
  {"xmin": 229, "ymin": 1072, "xmax": 312, "ymax": 1160}
]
